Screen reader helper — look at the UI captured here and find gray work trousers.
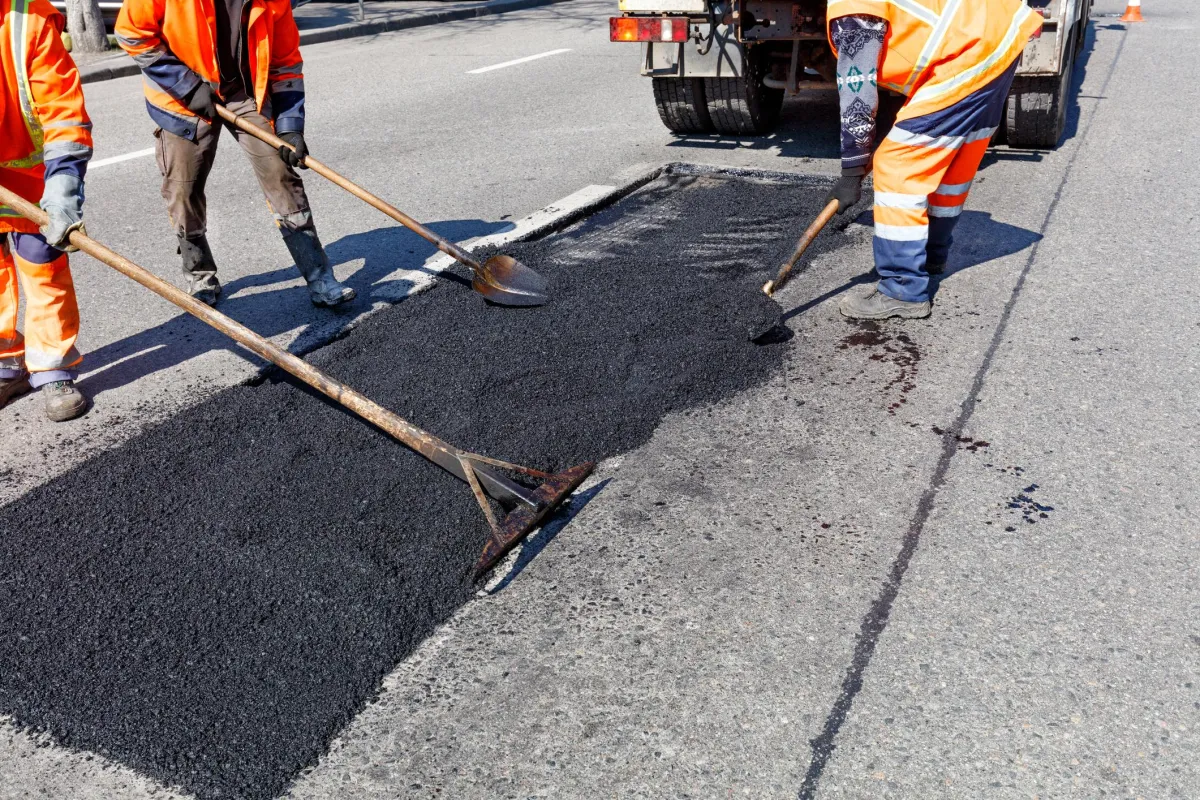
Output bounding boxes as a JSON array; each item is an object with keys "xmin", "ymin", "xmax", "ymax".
[{"xmin": 154, "ymin": 96, "xmax": 314, "ymax": 241}]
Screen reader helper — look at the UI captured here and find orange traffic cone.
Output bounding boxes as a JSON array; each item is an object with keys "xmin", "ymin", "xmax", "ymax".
[{"xmin": 1120, "ymin": 0, "xmax": 1144, "ymax": 22}]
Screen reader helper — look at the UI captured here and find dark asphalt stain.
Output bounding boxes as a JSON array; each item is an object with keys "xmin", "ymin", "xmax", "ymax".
[
  {"xmin": 838, "ymin": 321, "xmax": 921, "ymax": 415},
  {"xmin": 0, "ymin": 173, "xmax": 836, "ymax": 799},
  {"xmin": 931, "ymin": 425, "xmax": 990, "ymax": 451}
]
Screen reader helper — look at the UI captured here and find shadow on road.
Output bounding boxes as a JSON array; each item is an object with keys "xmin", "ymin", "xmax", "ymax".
[{"xmin": 78, "ymin": 218, "xmax": 511, "ymax": 398}]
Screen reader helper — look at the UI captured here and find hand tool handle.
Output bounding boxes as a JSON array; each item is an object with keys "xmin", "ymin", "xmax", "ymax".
[
  {"xmin": 762, "ymin": 198, "xmax": 840, "ymax": 297},
  {"xmin": 214, "ymin": 105, "xmax": 483, "ymax": 272},
  {"xmin": 0, "ymin": 184, "xmax": 535, "ymax": 506}
]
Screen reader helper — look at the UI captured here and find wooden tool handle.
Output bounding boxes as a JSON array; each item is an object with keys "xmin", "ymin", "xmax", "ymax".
[
  {"xmin": 762, "ymin": 198, "xmax": 840, "ymax": 297},
  {"xmin": 0, "ymin": 183, "xmax": 540, "ymax": 505},
  {"xmin": 214, "ymin": 105, "xmax": 481, "ymax": 270}
]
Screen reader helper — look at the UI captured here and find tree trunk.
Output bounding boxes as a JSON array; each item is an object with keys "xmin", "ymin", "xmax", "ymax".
[{"xmin": 66, "ymin": 0, "xmax": 108, "ymax": 53}]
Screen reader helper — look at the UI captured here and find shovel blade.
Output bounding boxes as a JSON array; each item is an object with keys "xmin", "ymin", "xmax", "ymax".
[
  {"xmin": 475, "ymin": 461, "xmax": 594, "ymax": 578},
  {"xmin": 472, "ymin": 254, "xmax": 550, "ymax": 307}
]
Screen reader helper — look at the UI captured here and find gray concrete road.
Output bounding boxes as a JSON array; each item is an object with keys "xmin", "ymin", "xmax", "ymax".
[{"xmin": 2, "ymin": 0, "xmax": 1197, "ymax": 797}]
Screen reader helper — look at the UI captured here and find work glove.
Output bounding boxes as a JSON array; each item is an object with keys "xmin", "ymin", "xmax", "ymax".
[
  {"xmin": 183, "ymin": 82, "xmax": 216, "ymax": 120},
  {"xmin": 824, "ymin": 173, "xmax": 864, "ymax": 215},
  {"xmin": 278, "ymin": 132, "xmax": 309, "ymax": 169},
  {"xmin": 39, "ymin": 173, "xmax": 85, "ymax": 252}
]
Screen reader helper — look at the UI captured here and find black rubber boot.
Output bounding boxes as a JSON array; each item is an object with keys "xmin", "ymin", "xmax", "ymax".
[
  {"xmin": 178, "ymin": 234, "xmax": 222, "ymax": 306},
  {"xmin": 282, "ymin": 228, "xmax": 355, "ymax": 308}
]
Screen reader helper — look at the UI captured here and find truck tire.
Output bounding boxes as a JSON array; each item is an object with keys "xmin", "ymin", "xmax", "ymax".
[
  {"xmin": 652, "ymin": 78, "xmax": 714, "ymax": 134},
  {"xmin": 1004, "ymin": 29, "xmax": 1076, "ymax": 149},
  {"xmin": 702, "ymin": 49, "xmax": 782, "ymax": 135}
]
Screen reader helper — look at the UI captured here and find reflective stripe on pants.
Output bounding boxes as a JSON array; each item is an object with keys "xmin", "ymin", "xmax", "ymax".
[
  {"xmin": 871, "ymin": 57, "xmax": 1019, "ymax": 303},
  {"xmin": 0, "ymin": 233, "xmax": 82, "ymax": 374}
]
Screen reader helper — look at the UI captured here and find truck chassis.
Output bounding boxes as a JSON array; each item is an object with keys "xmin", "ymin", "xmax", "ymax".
[{"xmin": 616, "ymin": 0, "xmax": 1093, "ymax": 148}]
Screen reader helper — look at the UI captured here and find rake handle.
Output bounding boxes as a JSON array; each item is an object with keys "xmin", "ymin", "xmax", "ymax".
[
  {"xmin": 214, "ymin": 104, "xmax": 482, "ymax": 271},
  {"xmin": 0, "ymin": 184, "xmax": 533, "ymax": 506},
  {"xmin": 762, "ymin": 198, "xmax": 840, "ymax": 297}
]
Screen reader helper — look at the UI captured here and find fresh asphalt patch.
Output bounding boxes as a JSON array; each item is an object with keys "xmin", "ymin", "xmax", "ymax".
[{"xmin": 0, "ymin": 171, "xmax": 850, "ymax": 798}]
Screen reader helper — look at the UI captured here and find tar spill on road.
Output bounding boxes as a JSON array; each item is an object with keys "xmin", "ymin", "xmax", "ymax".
[
  {"xmin": 931, "ymin": 425, "xmax": 991, "ymax": 452},
  {"xmin": 838, "ymin": 321, "xmax": 921, "ymax": 414},
  {"xmin": 0, "ymin": 173, "xmax": 842, "ymax": 799},
  {"xmin": 1004, "ymin": 483, "xmax": 1056, "ymax": 529}
]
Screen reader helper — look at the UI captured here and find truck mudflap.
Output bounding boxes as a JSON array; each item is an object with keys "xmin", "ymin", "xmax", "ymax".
[{"xmin": 641, "ymin": 22, "xmax": 744, "ymax": 78}]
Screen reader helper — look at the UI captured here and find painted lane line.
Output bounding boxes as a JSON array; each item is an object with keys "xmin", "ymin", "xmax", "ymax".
[
  {"xmin": 467, "ymin": 48, "xmax": 571, "ymax": 74},
  {"xmin": 89, "ymin": 147, "xmax": 155, "ymax": 170}
]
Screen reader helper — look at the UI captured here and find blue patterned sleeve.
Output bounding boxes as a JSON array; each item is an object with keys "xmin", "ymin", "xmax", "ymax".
[{"xmin": 830, "ymin": 14, "xmax": 887, "ymax": 175}]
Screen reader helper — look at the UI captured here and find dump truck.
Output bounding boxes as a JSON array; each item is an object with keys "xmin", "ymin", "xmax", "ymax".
[{"xmin": 609, "ymin": 0, "xmax": 1093, "ymax": 148}]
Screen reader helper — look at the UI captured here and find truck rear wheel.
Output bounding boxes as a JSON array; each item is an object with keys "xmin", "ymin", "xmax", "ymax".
[
  {"xmin": 1004, "ymin": 29, "xmax": 1076, "ymax": 149},
  {"xmin": 703, "ymin": 50, "xmax": 782, "ymax": 135},
  {"xmin": 652, "ymin": 77, "xmax": 714, "ymax": 134}
]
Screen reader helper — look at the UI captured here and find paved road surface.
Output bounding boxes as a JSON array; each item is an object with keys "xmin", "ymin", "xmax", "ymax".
[{"xmin": 2, "ymin": 0, "xmax": 1197, "ymax": 797}]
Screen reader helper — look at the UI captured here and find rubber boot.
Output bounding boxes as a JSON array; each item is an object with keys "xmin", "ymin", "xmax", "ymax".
[
  {"xmin": 282, "ymin": 228, "xmax": 355, "ymax": 308},
  {"xmin": 178, "ymin": 234, "xmax": 221, "ymax": 307},
  {"xmin": 41, "ymin": 379, "xmax": 88, "ymax": 422},
  {"xmin": 0, "ymin": 371, "xmax": 31, "ymax": 410}
]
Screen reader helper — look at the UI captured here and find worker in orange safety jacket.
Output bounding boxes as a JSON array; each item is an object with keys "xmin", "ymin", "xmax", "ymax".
[
  {"xmin": 115, "ymin": 0, "xmax": 354, "ymax": 308},
  {"xmin": 0, "ymin": 0, "xmax": 93, "ymax": 421},
  {"xmin": 822, "ymin": 0, "xmax": 1043, "ymax": 320}
]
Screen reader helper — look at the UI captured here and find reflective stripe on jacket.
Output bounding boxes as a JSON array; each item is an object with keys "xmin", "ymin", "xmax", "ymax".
[
  {"xmin": 826, "ymin": 0, "xmax": 1042, "ymax": 120},
  {"xmin": 115, "ymin": 0, "xmax": 305, "ymax": 141},
  {"xmin": 0, "ymin": 0, "xmax": 93, "ymax": 234}
]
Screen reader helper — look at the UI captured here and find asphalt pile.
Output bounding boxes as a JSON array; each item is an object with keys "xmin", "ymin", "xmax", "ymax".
[{"xmin": 0, "ymin": 172, "xmax": 842, "ymax": 799}]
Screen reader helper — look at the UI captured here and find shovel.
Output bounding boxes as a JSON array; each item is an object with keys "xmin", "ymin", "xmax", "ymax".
[
  {"xmin": 214, "ymin": 104, "xmax": 549, "ymax": 307},
  {"xmin": 0, "ymin": 185, "xmax": 587, "ymax": 577}
]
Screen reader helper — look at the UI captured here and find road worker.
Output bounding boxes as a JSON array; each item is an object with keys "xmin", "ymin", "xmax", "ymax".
[
  {"xmin": 115, "ymin": 0, "xmax": 354, "ymax": 308},
  {"xmin": 823, "ymin": 0, "xmax": 1043, "ymax": 320},
  {"xmin": 0, "ymin": 0, "xmax": 92, "ymax": 421}
]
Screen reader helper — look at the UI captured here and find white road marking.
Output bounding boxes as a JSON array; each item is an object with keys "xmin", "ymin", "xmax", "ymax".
[
  {"xmin": 89, "ymin": 147, "xmax": 155, "ymax": 170},
  {"xmin": 467, "ymin": 48, "xmax": 571, "ymax": 75}
]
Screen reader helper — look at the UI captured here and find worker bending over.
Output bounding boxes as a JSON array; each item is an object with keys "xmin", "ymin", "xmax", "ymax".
[
  {"xmin": 0, "ymin": 0, "xmax": 92, "ymax": 421},
  {"xmin": 116, "ymin": 0, "xmax": 354, "ymax": 308},
  {"xmin": 824, "ymin": 0, "xmax": 1042, "ymax": 320}
]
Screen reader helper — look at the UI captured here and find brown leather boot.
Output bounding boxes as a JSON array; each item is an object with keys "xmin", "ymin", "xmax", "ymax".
[{"xmin": 41, "ymin": 379, "xmax": 89, "ymax": 422}]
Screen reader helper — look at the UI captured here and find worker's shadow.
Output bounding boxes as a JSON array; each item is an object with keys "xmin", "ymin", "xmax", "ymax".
[
  {"xmin": 77, "ymin": 219, "xmax": 512, "ymax": 398},
  {"xmin": 778, "ymin": 209, "xmax": 1043, "ymax": 324}
]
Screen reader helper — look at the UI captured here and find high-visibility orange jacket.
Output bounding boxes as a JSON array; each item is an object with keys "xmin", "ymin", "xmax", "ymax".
[
  {"xmin": 827, "ymin": 0, "xmax": 1042, "ymax": 120},
  {"xmin": 116, "ymin": 0, "xmax": 305, "ymax": 141},
  {"xmin": 0, "ymin": 0, "xmax": 93, "ymax": 234}
]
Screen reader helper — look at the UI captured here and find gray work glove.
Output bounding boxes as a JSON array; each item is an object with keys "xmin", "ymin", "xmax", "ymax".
[
  {"xmin": 824, "ymin": 173, "xmax": 864, "ymax": 215},
  {"xmin": 39, "ymin": 173, "xmax": 85, "ymax": 252},
  {"xmin": 278, "ymin": 131, "xmax": 309, "ymax": 169},
  {"xmin": 184, "ymin": 82, "xmax": 217, "ymax": 120}
]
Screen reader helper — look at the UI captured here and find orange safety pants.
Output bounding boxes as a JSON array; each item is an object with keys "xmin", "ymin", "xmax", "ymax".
[
  {"xmin": 0, "ymin": 232, "xmax": 82, "ymax": 385},
  {"xmin": 871, "ymin": 58, "xmax": 1021, "ymax": 303}
]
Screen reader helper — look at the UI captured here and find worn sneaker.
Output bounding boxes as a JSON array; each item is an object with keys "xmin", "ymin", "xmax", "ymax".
[
  {"xmin": 839, "ymin": 284, "xmax": 931, "ymax": 320},
  {"xmin": 1, "ymin": 372, "xmax": 31, "ymax": 409},
  {"xmin": 187, "ymin": 273, "xmax": 222, "ymax": 307},
  {"xmin": 41, "ymin": 379, "xmax": 89, "ymax": 422}
]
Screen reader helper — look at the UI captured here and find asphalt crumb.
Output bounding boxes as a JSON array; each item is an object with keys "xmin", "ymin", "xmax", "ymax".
[{"xmin": 0, "ymin": 173, "xmax": 842, "ymax": 799}]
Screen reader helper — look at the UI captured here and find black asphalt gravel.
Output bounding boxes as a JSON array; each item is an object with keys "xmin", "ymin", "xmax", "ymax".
[{"xmin": 0, "ymin": 172, "xmax": 846, "ymax": 799}]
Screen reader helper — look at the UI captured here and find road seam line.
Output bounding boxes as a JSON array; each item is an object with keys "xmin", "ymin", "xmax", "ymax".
[{"xmin": 796, "ymin": 25, "xmax": 1130, "ymax": 800}]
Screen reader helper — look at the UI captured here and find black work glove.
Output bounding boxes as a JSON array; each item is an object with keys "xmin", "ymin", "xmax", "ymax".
[
  {"xmin": 278, "ymin": 132, "xmax": 309, "ymax": 169},
  {"xmin": 824, "ymin": 173, "xmax": 864, "ymax": 215},
  {"xmin": 183, "ymin": 82, "xmax": 216, "ymax": 120}
]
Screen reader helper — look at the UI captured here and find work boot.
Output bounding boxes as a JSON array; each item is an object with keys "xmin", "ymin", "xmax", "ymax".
[
  {"xmin": 839, "ymin": 283, "xmax": 931, "ymax": 320},
  {"xmin": 41, "ymin": 379, "xmax": 88, "ymax": 422},
  {"xmin": 0, "ymin": 371, "xmax": 31, "ymax": 409},
  {"xmin": 179, "ymin": 234, "xmax": 222, "ymax": 306},
  {"xmin": 283, "ymin": 228, "xmax": 356, "ymax": 308}
]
